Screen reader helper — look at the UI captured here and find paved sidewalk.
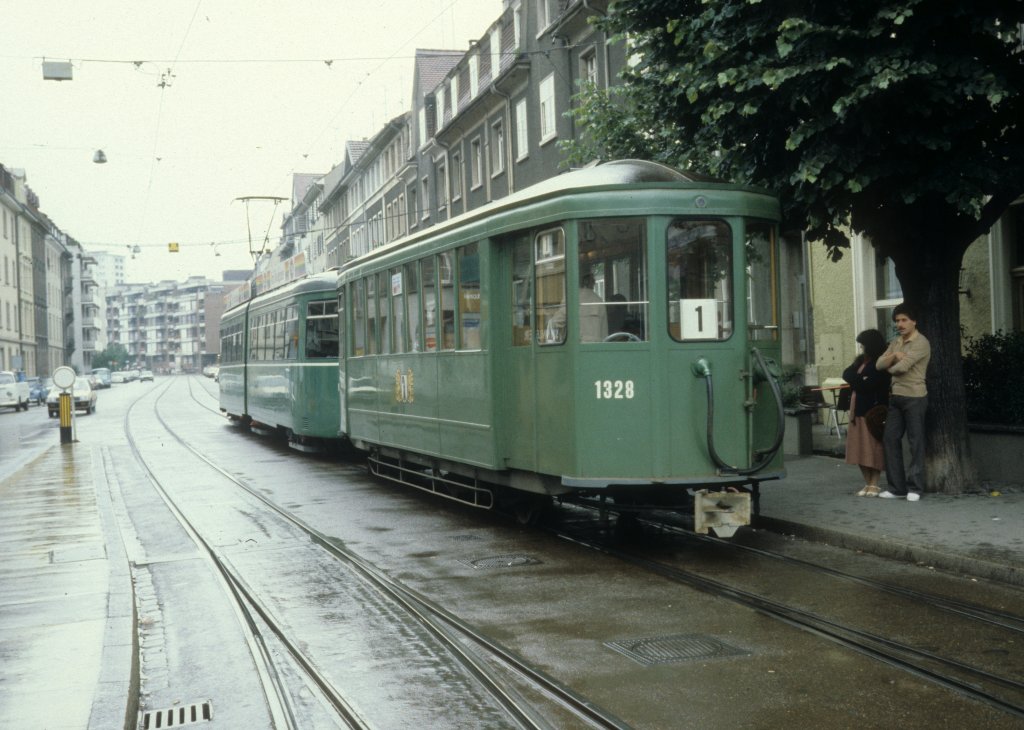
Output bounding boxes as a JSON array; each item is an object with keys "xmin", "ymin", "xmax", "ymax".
[{"xmin": 760, "ymin": 423, "xmax": 1024, "ymax": 586}]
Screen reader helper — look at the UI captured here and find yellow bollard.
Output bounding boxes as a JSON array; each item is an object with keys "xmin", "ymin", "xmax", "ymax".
[{"xmin": 59, "ymin": 391, "xmax": 73, "ymax": 444}]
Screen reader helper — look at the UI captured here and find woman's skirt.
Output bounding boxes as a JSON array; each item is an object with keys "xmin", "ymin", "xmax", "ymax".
[{"xmin": 845, "ymin": 416, "xmax": 885, "ymax": 471}]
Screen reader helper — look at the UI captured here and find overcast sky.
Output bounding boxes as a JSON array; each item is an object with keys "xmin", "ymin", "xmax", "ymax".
[{"xmin": 1, "ymin": 0, "xmax": 501, "ymax": 284}]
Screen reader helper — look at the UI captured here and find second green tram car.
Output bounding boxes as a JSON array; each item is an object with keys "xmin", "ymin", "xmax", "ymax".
[
  {"xmin": 220, "ymin": 271, "xmax": 341, "ymax": 451},
  {"xmin": 337, "ymin": 160, "xmax": 786, "ymax": 535}
]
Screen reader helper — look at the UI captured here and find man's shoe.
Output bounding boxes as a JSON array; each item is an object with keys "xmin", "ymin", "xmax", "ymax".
[
  {"xmin": 906, "ymin": 492, "xmax": 921, "ymax": 502},
  {"xmin": 878, "ymin": 490, "xmax": 904, "ymax": 499}
]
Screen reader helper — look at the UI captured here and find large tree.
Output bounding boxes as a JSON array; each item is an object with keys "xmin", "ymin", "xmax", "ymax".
[{"xmin": 568, "ymin": 1, "xmax": 1024, "ymax": 494}]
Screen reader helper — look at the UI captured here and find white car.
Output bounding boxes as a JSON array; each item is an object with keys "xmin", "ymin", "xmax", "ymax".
[
  {"xmin": 0, "ymin": 371, "xmax": 30, "ymax": 412},
  {"xmin": 46, "ymin": 377, "xmax": 97, "ymax": 416}
]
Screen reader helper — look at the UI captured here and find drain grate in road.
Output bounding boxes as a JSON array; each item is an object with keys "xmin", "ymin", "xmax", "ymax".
[
  {"xmin": 459, "ymin": 553, "xmax": 542, "ymax": 569},
  {"xmin": 139, "ymin": 701, "xmax": 212, "ymax": 728},
  {"xmin": 605, "ymin": 633, "xmax": 749, "ymax": 666}
]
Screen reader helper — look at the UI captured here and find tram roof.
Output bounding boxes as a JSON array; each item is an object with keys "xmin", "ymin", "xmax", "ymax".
[
  {"xmin": 223, "ymin": 269, "xmax": 339, "ymax": 316},
  {"xmin": 342, "ymin": 159, "xmax": 777, "ymax": 271}
]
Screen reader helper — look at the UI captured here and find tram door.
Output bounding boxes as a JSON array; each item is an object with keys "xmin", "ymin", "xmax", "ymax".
[{"xmin": 503, "ymin": 234, "xmax": 539, "ymax": 469}]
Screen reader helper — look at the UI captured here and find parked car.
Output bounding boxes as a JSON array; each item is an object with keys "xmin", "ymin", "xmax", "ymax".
[
  {"xmin": 90, "ymin": 367, "xmax": 112, "ymax": 388},
  {"xmin": 203, "ymin": 364, "xmax": 220, "ymax": 379},
  {"xmin": 46, "ymin": 377, "xmax": 97, "ymax": 417},
  {"xmin": 27, "ymin": 377, "xmax": 47, "ymax": 405},
  {"xmin": 138, "ymin": 369, "xmax": 154, "ymax": 382},
  {"xmin": 0, "ymin": 371, "xmax": 30, "ymax": 412},
  {"xmin": 111, "ymin": 371, "xmax": 128, "ymax": 384}
]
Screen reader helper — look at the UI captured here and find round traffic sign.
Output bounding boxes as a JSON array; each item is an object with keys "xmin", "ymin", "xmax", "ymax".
[{"xmin": 53, "ymin": 366, "xmax": 76, "ymax": 390}]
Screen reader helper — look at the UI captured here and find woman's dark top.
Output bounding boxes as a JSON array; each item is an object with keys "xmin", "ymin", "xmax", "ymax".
[{"xmin": 842, "ymin": 357, "xmax": 891, "ymax": 417}]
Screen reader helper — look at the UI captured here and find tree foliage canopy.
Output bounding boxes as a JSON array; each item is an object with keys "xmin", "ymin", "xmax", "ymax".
[{"xmin": 569, "ymin": 0, "xmax": 1024, "ymax": 262}]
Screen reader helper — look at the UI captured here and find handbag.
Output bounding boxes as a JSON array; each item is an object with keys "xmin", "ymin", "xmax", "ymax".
[{"xmin": 864, "ymin": 404, "xmax": 888, "ymax": 441}]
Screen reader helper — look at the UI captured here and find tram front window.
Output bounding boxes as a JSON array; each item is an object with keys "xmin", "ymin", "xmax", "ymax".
[
  {"xmin": 666, "ymin": 220, "xmax": 733, "ymax": 341},
  {"xmin": 578, "ymin": 218, "xmax": 648, "ymax": 342}
]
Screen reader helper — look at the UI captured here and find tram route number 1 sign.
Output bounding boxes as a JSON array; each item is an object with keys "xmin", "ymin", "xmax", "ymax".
[{"xmin": 680, "ymin": 299, "xmax": 717, "ymax": 339}]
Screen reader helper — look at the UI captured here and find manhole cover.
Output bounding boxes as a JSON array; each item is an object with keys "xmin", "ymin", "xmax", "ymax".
[
  {"xmin": 605, "ymin": 634, "xmax": 749, "ymax": 665},
  {"xmin": 459, "ymin": 554, "xmax": 542, "ymax": 569}
]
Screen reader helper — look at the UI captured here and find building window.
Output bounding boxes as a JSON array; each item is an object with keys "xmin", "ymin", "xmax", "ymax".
[
  {"xmin": 539, "ymin": 73, "xmax": 557, "ymax": 143},
  {"xmin": 515, "ymin": 98, "xmax": 528, "ymax": 160},
  {"xmin": 873, "ymin": 252, "xmax": 904, "ymax": 338},
  {"xmin": 490, "ymin": 28, "xmax": 501, "ymax": 78},
  {"xmin": 513, "ymin": 4, "xmax": 522, "ymax": 49},
  {"xmin": 436, "ymin": 158, "xmax": 448, "ymax": 212},
  {"xmin": 408, "ymin": 186, "xmax": 418, "ymax": 229},
  {"xmin": 470, "ymin": 137, "xmax": 483, "ymax": 190},
  {"xmin": 421, "ymin": 177, "xmax": 430, "ymax": 220},
  {"xmin": 418, "ymin": 107, "xmax": 427, "ymax": 149},
  {"xmin": 469, "ymin": 54, "xmax": 479, "ymax": 98},
  {"xmin": 451, "ymin": 151, "xmax": 463, "ymax": 201},
  {"xmin": 580, "ymin": 48, "xmax": 597, "ymax": 87},
  {"xmin": 450, "ymin": 76, "xmax": 459, "ymax": 115},
  {"xmin": 538, "ymin": 0, "xmax": 551, "ymax": 31},
  {"xmin": 437, "ymin": 86, "xmax": 446, "ymax": 130},
  {"xmin": 490, "ymin": 120, "xmax": 505, "ymax": 175}
]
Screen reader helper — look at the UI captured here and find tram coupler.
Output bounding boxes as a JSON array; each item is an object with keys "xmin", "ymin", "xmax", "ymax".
[{"xmin": 693, "ymin": 489, "xmax": 751, "ymax": 538}]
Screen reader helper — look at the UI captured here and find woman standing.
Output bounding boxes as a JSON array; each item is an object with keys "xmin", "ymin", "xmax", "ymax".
[{"xmin": 842, "ymin": 329, "xmax": 891, "ymax": 496}]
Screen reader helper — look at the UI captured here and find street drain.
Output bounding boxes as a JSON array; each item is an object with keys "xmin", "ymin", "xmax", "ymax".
[
  {"xmin": 460, "ymin": 554, "xmax": 542, "ymax": 569},
  {"xmin": 139, "ymin": 701, "xmax": 212, "ymax": 728},
  {"xmin": 605, "ymin": 634, "xmax": 749, "ymax": 666}
]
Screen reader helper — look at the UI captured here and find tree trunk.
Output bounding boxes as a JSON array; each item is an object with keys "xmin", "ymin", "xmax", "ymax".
[{"xmin": 895, "ymin": 240, "xmax": 978, "ymax": 496}]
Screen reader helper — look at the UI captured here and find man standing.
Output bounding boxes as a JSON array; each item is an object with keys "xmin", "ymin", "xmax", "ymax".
[{"xmin": 876, "ymin": 303, "xmax": 931, "ymax": 501}]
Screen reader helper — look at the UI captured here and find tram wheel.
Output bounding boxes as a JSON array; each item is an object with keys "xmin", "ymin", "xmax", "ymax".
[{"xmin": 512, "ymin": 494, "xmax": 552, "ymax": 526}]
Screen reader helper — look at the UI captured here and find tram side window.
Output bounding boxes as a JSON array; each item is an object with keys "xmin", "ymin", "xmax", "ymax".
[
  {"xmin": 511, "ymin": 235, "xmax": 533, "ymax": 346},
  {"xmin": 421, "ymin": 257, "xmax": 438, "ymax": 352},
  {"xmin": 746, "ymin": 220, "xmax": 778, "ymax": 341},
  {"xmin": 306, "ymin": 301, "xmax": 339, "ymax": 358},
  {"xmin": 353, "ymin": 278, "xmax": 366, "ymax": 356},
  {"xmin": 578, "ymin": 218, "xmax": 648, "ymax": 342},
  {"xmin": 458, "ymin": 243, "xmax": 482, "ymax": 350},
  {"xmin": 439, "ymin": 253, "xmax": 455, "ymax": 351},
  {"xmin": 284, "ymin": 306, "xmax": 299, "ymax": 359},
  {"xmin": 366, "ymin": 275, "xmax": 379, "ymax": 355},
  {"xmin": 404, "ymin": 262, "xmax": 420, "ymax": 351},
  {"xmin": 666, "ymin": 219, "xmax": 734, "ymax": 341},
  {"xmin": 390, "ymin": 267, "xmax": 406, "ymax": 354},
  {"xmin": 378, "ymin": 271, "xmax": 391, "ymax": 355},
  {"xmin": 536, "ymin": 228, "xmax": 566, "ymax": 345},
  {"xmin": 273, "ymin": 310, "xmax": 285, "ymax": 360}
]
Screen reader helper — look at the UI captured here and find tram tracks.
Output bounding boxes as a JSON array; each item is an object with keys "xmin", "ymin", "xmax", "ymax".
[
  {"xmin": 555, "ymin": 512, "xmax": 1024, "ymax": 721},
  {"xmin": 175, "ymin": 374, "xmax": 1024, "ymax": 720},
  {"xmin": 130, "ymin": 378, "xmax": 626, "ymax": 729}
]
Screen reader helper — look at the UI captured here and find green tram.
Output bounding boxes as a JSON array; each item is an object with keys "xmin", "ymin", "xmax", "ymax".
[
  {"xmin": 339, "ymin": 160, "xmax": 785, "ymax": 535},
  {"xmin": 219, "ymin": 271, "xmax": 341, "ymax": 451}
]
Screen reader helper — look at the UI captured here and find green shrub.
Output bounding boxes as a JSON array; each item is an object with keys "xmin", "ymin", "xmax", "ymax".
[{"xmin": 962, "ymin": 331, "xmax": 1024, "ymax": 426}]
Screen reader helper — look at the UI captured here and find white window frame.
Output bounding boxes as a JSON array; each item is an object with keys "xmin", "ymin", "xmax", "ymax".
[
  {"xmin": 469, "ymin": 54, "xmax": 479, "ymax": 98},
  {"xmin": 451, "ymin": 150, "xmax": 463, "ymax": 201},
  {"xmin": 437, "ymin": 86, "xmax": 446, "ymax": 131},
  {"xmin": 420, "ymin": 177, "xmax": 430, "ymax": 221},
  {"xmin": 418, "ymin": 107, "xmax": 427, "ymax": 149},
  {"xmin": 470, "ymin": 137, "xmax": 483, "ymax": 190},
  {"xmin": 539, "ymin": 73, "xmax": 557, "ymax": 144},
  {"xmin": 513, "ymin": 4, "xmax": 522, "ymax": 50},
  {"xmin": 490, "ymin": 29, "xmax": 501, "ymax": 78},
  {"xmin": 490, "ymin": 119, "xmax": 505, "ymax": 176},
  {"xmin": 450, "ymin": 76, "xmax": 459, "ymax": 115},
  {"xmin": 436, "ymin": 157, "xmax": 449, "ymax": 212},
  {"xmin": 515, "ymin": 98, "xmax": 528, "ymax": 160}
]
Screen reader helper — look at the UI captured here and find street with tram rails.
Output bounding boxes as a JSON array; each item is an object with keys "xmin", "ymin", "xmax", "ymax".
[{"xmin": 1, "ymin": 374, "xmax": 1023, "ymax": 729}]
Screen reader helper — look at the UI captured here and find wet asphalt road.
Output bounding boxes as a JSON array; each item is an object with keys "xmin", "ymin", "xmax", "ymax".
[{"xmin": 2, "ymin": 376, "xmax": 1022, "ymax": 728}]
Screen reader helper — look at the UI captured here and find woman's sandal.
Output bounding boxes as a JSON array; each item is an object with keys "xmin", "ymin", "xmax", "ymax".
[
  {"xmin": 864, "ymin": 486, "xmax": 880, "ymax": 497},
  {"xmin": 856, "ymin": 487, "xmax": 869, "ymax": 497}
]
